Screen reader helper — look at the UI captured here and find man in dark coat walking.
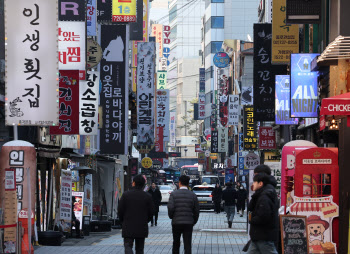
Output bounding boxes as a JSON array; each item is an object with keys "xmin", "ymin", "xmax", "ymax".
[
  {"xmin": 168, "ymin": 175, "xmax": 200, "ymax": 254},
  {"xmin": 236, "ymin": 182, "xmax": 247, "ymax": 217},
  {"xmin": 118, "ymin": 174, "xmax": 154, "ymax": 254},
  {"xmin": 222, "ymin": 182, "xmax": 238, "ymax": 228},
  {"xmin": 148, "ymin": 182, "xmax": 162, "ymax": 226},
  {"xmin": 211, "ymin": 183, "xmax": 222, "ymax": 213}
]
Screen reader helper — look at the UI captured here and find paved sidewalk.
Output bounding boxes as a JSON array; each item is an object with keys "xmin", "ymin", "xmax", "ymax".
[{"xmin": 35, "ymin": 206, "xmax": 249, "ymax": 254}]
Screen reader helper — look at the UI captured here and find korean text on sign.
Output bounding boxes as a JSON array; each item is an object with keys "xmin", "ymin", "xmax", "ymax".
[{"xmin": 112, "ymin": 0, "xmax": 136, "ymax": 22}]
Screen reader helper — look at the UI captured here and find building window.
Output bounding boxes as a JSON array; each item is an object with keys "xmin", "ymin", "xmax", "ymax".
[
  {"xmin": 212, "ymin": 0, "xmax": 224, "ymax": 2},
  {"xmin": 169, "ymin": 6, "xmax": 177, "ymax": 23},
  {"xmin": 211, "ymin": 17, "xmax": 224, "ymax": 28},
  {"xmin": 170, "ymin": 25, "xmax": 177, "ymax": 41},
  {"xmin": 205, "ymin": 18, "xmax": 211, "ymax": 34},
  {"xmin": 211, "ymin": 41, "xmax": 223, "ymax": 54}
]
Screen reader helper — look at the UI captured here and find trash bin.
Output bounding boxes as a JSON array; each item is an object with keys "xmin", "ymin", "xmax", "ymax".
[{"xmin": 82, "ymin": 216, "xmax": 91, "ymax": 236}]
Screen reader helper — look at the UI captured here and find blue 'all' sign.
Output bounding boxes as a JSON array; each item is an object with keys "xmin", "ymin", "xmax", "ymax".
[{"xmin": 213, "ymin": 52, "xmax": 230, "ymax": 68}]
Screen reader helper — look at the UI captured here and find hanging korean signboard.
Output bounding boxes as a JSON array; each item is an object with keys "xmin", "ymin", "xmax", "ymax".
[
  {"xmin": 79, "ymin": 71, "xmax": 99, "ymax": 135},
  {"xmin": 87, "ymin": 0, "xmax": 97, "ymax": 36},
  {"xmin": 253, "ymin": 23, "xmax": 287, "ymax": 121},
  {"xmin": 5, "ymin": 0, "xmax": 59, "ymax": 126},
  {"xmin": 228, "ymin": 95, "xmax": 239, "ymax": 126},
  {"xmin": 97, "ymin": 0, "xmax": 112, "ymax": 22},
  {"xmin": 157, "ymin": 71, "xmax": 167, "ymax": 89},
  {"xmin": 211, "ymin": 130, "xmax": 219, "ymax": 153},
  {"xmin": 259, "ymin": 127, "xmax": 276, "ymax": 149},
  {"xmin": 137, "ymin": 42, "xmax": 156, "ymax": 146},
  {"xmin": 87, "ymin": 39, "xmax": 103, "ymax": 69},
  {"xmin": 199, "ymin": 68, "xmax": 205, "ymax": 93},
  {"xmin": 143, "ymin": 0, "xmax": 149, "ymax": 42},
  {"xmin": 198, "ymin": 93, "xmax": 206, "ymax": 120},
  {"xmin": 152, "ymin": 24, "xmax": 163, "ymax": 58},
  {"xmin": 156, "ymin": 89, "xmax": 170, "ymax": 142},
  {"xmin": 170, "ymin": 111, "xmax": 176, "ymax": 147},
  {"xmin": 243, "ymin": 106, "xmax": 258, "ymax": 150},
  {"xmin": 50, "ymin": 70, "xmax": 80, "ymax": 135},
  {"xmin": 213, "ymin": 52, "xmax": 230, "ymax": 68},
  {"xmin": 163, "ymin": 25, "xmax": 171, "ymax": 66},
  {"xmin": 112, "ymin": 0, "xmax": 136, "ymax": 22},
  {"xmin": 100, "ymin": 25, "xmax": 128, "ymax": 154},
  {"xmin": 290, "ymin": 53, "xmax": 319, "ymax": 118},
  {"xmin": 272, "ymin": 0, "xmax": 299, "ymax": 64},
  {"xmin": 60, "ymin": 169, "xmax": 72, "ymax": 233},
  {"xmin": 218, "ymin": 68, "xmax": 229, "ymax": 127},
  {"xmin": 155, "ymin": 127, "xmax": 164, "ymax": 152},
  {"xmin": 59, "ymin": 21, "xmax": 86, "ymax": 78},
  {"xmin": 59, "ymin": 0, "xmax": 86, "ymax": 21},
  {"xmin": 275, "ymin": 75, "xmax": 298, "ymax": 125},
  {"xmin": 218, "ymin": 127, "xmax": 228, "ymax": 153}
]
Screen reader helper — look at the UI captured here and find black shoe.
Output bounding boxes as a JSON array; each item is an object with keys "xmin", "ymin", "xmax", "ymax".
[
  {"xmin": 240, "ymin": 215, "xmax": 243, "ymax": 217},
  {"xmin": 155, "ymin": 223, "xmax": 157, "ymax": 226},
  {"xmin": 228, "ymin": 222, "xmax": 232, "ymax": 228}
]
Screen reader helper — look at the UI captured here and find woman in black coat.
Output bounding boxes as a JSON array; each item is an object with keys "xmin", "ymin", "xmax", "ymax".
[
  {"xmin": 211, "ymin": 183, "xmax": 223, "ymax": 214},
  {"xmin": 147, "ymin": 182, "xmax": 162, "ymax": 226},
  {"xmin": 236, "ymin": 182, "xmax": 247, "ymax": 217}
]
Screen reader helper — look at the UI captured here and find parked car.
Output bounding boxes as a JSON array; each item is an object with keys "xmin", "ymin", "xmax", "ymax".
[
  {"xmin": 200, "ymin": 175, "xmax": 220, "ymax": 186},
  {"xmin": 192, "ymin": 185, "xmax": 215, "ymax": 210},
  {"xmin": 165, "ymin": 180, "xmax": 177, "ymax": 190},
  {"xmin": 159, "ymin": 185, "xmax": 173, "ymax": 203}
]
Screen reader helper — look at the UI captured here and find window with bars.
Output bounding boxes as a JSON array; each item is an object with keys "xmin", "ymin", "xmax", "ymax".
[{"xmin": 302, "ymin": 174, "xmax": 331, "ymax": 198}]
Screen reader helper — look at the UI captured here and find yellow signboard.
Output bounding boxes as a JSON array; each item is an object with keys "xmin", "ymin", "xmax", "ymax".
[
  {"xmin": 272, "ymin": 0, "xmax": 299, "ymax": 64},
  {"xmin": 141, "ymin": 157, "xmax": 153, "ymax": 168},
  {"xmin": 112, "ymin": 0, "xmax": 136, "ymax": 23},
  {"xmin": 143, "ymin": 0, "xmax": 148, "ymax": 42}
]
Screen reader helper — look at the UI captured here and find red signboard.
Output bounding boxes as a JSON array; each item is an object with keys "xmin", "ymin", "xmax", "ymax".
[
  {"xmin": 155, "ymin": 127, "xmax": 164, "ymax": 152},
  {"xmin": 259, "ymin": 127, "xmax": 276, "ymax": 149},
  {"xmin": 50, "ymin": 70, "xmax": 80, "ymax": 135},
  {"xmin": 320, "ymin": 115, "xmax": 326, "ymax": 131}
]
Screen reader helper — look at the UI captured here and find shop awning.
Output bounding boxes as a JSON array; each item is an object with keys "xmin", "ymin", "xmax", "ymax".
[
  {"xmin": 320, "ymin": 92, "xmax": 350, "ymax": 126},
  {"xmin": 290, "ymin": 201, "xmax": 333, "ymax": 213}
]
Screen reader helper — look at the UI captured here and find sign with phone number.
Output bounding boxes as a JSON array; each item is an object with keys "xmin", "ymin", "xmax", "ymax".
[{"xmin": 112, "ymin": 0, "xmax": 136, "ymax": 22}]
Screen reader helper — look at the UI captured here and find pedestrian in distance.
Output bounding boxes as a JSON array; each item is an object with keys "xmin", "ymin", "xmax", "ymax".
[
  {"xmin": 236, "ymin": 182, "xmax": 248, "ymax": 217},
  {"xmin": 118, "ymin": 174, "xmax": 154, "ymax": 254},
  {"xmin": 148, "ymin": 182, "xmax": 162, "ymax": 226},
  {"xmin": 167, "ymin": 175, "xmax": 200, "ymax": 254},
  {"xmin": 211, "ymin": 183, "xmax": 223, "ymax": 214},
  {"xmin": 222, "ymin": 181, "xmax": 238, "ymax": 228},
  {"xmin": 247, "ymin": 173, "xmax": 279, "ymax": 254}
]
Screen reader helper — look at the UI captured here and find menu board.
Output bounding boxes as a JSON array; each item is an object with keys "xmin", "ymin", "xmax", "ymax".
[{"xmin": 280, "ymin": 215, "xmax": 309, "ymax": 254}]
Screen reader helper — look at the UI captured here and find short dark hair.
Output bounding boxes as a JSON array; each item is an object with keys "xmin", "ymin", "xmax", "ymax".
[
  {"xmin": 254, "ymin": 164, "xmax": 272, "ymax": 175},
  {"xmin": 133, "ymin": 174, "xmax": 145, "ymax": 189},
  {"xmin": 225, "ymin": 182, "xmax": 232, "ymax": 187},
  {"xmin": 179, "ymin": 175, "xmax": 190, "ymax": 186},
  {"xmin": 253, "ymin": 173, "xmax": 270, "ymax": 186}
]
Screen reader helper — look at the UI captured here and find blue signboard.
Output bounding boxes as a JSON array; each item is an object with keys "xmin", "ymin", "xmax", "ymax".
[
  {"xmin": 275, "ymin": 75, "xmax": 299, "ymax": 125},
  {"xmin": 213, "ymin": 52, "xmax": 230, "ymax": 68},
  {"xmin": 290, "ymin": 54, "xmax": 319, "ymax": 118},
  {"xmin": 225, "ymin": 169, "xmax": 234, "ymax": 183},
  {"xmin": 87, "ymin": 0, "xmax": 97, "ymax": 36},
  {"xmin": 199, "ymin": 68, "xmax": 205, "ymax": 93}
]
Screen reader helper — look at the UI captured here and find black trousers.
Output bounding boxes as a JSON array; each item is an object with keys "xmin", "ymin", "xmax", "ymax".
[
  {"xmin": 72, "ymin": 219, "xmax": 81, "ymax": 237},
  {"xmin": 172, "ymin": 224, "xmax": 193, "ymax": 254},
  {"xmin": 124, "ymin": 238, "xmax": 145, "ymax": 254},
  {"xmin": 214, "ymin": 201, "xmax": 221, "ymax": 213},
  {"xmin": 151, "ymin": 210, "xmax": 159, "ymax": 224}
]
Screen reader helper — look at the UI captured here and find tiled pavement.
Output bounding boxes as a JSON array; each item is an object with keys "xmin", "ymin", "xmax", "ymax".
[{"xmin": 35, "ymin": 206, "xmax": 249, "ymax": 253}]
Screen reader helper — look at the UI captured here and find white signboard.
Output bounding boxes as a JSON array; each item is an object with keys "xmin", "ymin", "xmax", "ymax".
[
  {"xmin": 59, "ymin": 21, "xmax": 86, "ymax": 71},
  {"xmin": 170, "ymin": 111, "xmax": 176, "ymax": 147},
  {"xmin": 244, "ymin": 152, "xmax": 260, "ymax": 170},
  {"xmin": 218, "ymin": 127, "xmax": 228, "ymax": 153},
  {"xmin": 72, "ymin": 191, "xmax": 84, "ymax": 230},
  {"xmin": 228, "ymin": 95, "xmax": 239, "ymax": 125},
  {"xmin": 156, "ymin": 90, "xmax": 170, "ymax": 141},
  {"xmin": 5, "ymin": 0, "xmax": 59, "ymax": 126},
  {"xmin": 198, "ymin": 93, "xmax": 206, "ymax": 120},
  {"xmin": 137, "ymin": 42, "xmax": 156, "ymax": 146},
  {"xmin": 302, "ymin": 159, "xmax": 332, "ymax": 165},
  {"xmin": 60, "ymin": 170, "xmax": 72, "ymax": 232},
  {"xmin": 84, "ymin": 174, "xmax": 92, "ymax": 217},
  {"xmin": 79, "ymin": 71, "xmax": 99, "ymax": 135}
]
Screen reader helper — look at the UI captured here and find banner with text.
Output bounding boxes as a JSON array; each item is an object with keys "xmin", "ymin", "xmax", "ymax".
[
  {"xmin": 243, "ymin": 106, "xmax": 258, "ymax": 150},
  {"xmin": 156, "ymin": 90, "xmax": 170, "ymax": 142}
]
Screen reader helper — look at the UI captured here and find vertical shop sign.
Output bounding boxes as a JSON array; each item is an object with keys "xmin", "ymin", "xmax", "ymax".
[
  {"xmin": 170, "ymin": 111, "xmax": 176, "ymax": 147},
  {"xmin": 290, "ymin": 53, "xmax": 319, "ymax": 118},
  {"xmin": 87, "ymin": 39, "xmax": 103, "ymax": 69},
  {"xmin": 152, "ymin": 24, "xmax": 163, "ymax": 58},
  {"xmin": 79, "ymin": 71, "xmax": 99, "ymax": 135},
  {"xmin": 137, "ymin": 42, "xmax": 155, "ymax": 146},
  {"xmin": 218, "ymin": 127, "xmax": 228, "ymax": 153},
  {"xmin": 253, "ymin": 23, "xmax": 287, "ymax": 121},
  {"xmin": 163, "ymin": 25, "xmax": 171, "ymax": 66},
  {"xmin": 59, "ymin": 0, "xmax": 86, "ymax": 21},
  {"xmin": 243, "ymin": 106, "xmax": 258, "ymax": 150},
  {"xmin": 51, "ymin": 70, "xmax": 80, "ymax": 135},
  {"xmin": 112, "ymin": 0, "xmax": 136, "ymax": 22},
  {"xmin": 97, "ymin": 0, "xmax": 112, "ymax": 22},
  {"xmin": 143, "ymin": 0, "xmax": 149, "ymax": 42},
  {"xmin": 157, "ymin": 71, "xmax": 167, "ymax": 89},
  {"xmin": 4, "ymin": 169, "xmax": 16, "ymax": 249},
  {"xmin": 84, "ymin": 174, "xmax": 92, "ymax": 216},
  {"xmin": 100, "ymin": 25, "xmax": 128, "ymax": 154},
  {"xmin": 211, "ymin": 130, "xmax": 219, "ymax": 153},
  {"xmin": 272, "ymin": 0, "xmax": 299, "ymax": 64},
  {"xmin": 5, "ymin": 0, "xmax": 59, "ymax": 126},
  {"xmin": 155, "ymin": 127, "xmax": 164, "ymax": 152},
  {"xmin": 59, "ymin": 21, "xmax": 86, "ymax": 74},
  {"xmin": 87, "ymin": 0, "xmax": 97, "ymax": 36},
  {"xmin": 198, "ymin": 68, "xmax": 206, "ymax": 120},
  {"xmin": 156, "ymin": 90, "xmax": 170, "ymax": 141},
  {"xmin": 199, "ymin": 68, "xmax": 205, "ymax": 93},
  {"xmin": 60, "ymin": 169, "xmax": 72, "ymax": 233},
  {"xmin": 228, "ymin": 95, "xmax": 239, "ymax": 126},
  {"xmin": 259, "ymin": 127, "xmax": 276, "ymax": 149},
  {"xmin": 72, "ymin": 192, "xmax": 84, "ymax": 229},
  {"xmin": 275, "ymin": 75, "xmax": 298, "ymax": 125},
  {"xmin": 218, "ymin": 68, "xmax": 229, "ymax": 127}
]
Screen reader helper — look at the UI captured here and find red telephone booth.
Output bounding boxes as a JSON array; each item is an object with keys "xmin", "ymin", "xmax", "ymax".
[{"xmin": 292, "ymin": 148, "xmax": 339, "ymax": 253}]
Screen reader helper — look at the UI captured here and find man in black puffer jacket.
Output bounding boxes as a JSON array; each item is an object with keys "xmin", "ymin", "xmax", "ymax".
[
  {"xmin": 168, "ymin": 175, "xmax": 200, "ymax": 254},
  {"xmin": 247, "ymin": 173, "xmax": 279, "ymax": 254}
]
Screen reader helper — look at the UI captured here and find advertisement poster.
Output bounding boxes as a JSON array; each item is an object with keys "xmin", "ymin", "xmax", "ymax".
[
  {"xmin": 137, "ymin": 42, "xmax": 156, "ymax": 146},
  {"xmin": 100, "ymin": 25, "xmax": 129, "ymax": 154},
  {"xmin": 87, "ymin": 0, "xmax": 97, "ymax": 36},
  {"xmin": 72, "ymin": 192, "xmax": 84, "ymax": 229},
  {"xmin": 253, "ymin": 23, "xmax": 287, "ymax": 121},
  {"xmin": 50, "ymin": 70, "xmax": 80, "ymax": 135},
  {"xmin": 60, "ymin": 170, "xmax": 72, "ymax": 232},
  {"xmin": 259, "ymin": 127, "xmax": 276, "ymax": 150},
  {"xmin": 156, "ymin": 90, "xmax": 170, "ymax": 141},
  {"xmin": 275, "ymin": 75, "xmax": 299, "ymax": 125},
  {"xmin": 5, "ymin": 0, "xmax": 59, "ymax": 126},
  {"xmin": 243, "ymin": 106, "xmax": 258, "ymax": 150},
  {"xmin": 290, "ymin": 53, "xmax": 319, "ymax": 118},
  {"xmin": 170, "ymin": 112, "xmax": 176, "ymax": 147},
  {"xmin": 228, "ymin": 95, "xmax": 239, "ymax": 126},
  {"xmin": 157, "ymin": 71, "xmax": 167, "ymax": 89},
  {"xmin": 79, "ymin": 71, "xmax": 99, "ymax": 135},
  {"xmin": 112, "ymin": 0, "xmax": 136, "ymax": 22},
  {"xmin": 225, "ymin": 168, "xmax": 235, "ymax": 183}
]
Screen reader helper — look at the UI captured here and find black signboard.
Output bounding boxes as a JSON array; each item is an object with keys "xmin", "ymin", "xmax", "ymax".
[
  {"xmin": 211, "ymin": 131, "xmax": 218, "ymax": 153},
  {"xmin": 280, "ymin": 215, "xmax": 309, "ymax": 254},
  {"xmin": 148, "ymin": 152, "xmax": 167, "ymax": 159},
  {"xmin": 97, "ymin": 0, "xmax": 112, "ymax": 22},
  {"xmin": 130, "ymin": 0, "xmax": 143, "ymax": 41},
  {"xmin": 286, "ymin": 0, "xmax": 321, "ymax": 24},
  {"xmin": 168, "ymin": 152, "xmax": 181, "ymax": 157},
  {"xmin": 59, "ymin": 0, "xmax": 86, "ymax": 21},
  {"xmin": 243, "ymin": 106, "xmax": 258, "ymax": 150},
  {"xmin": 253, "ymin": 23, "xmax": 287, "ymax": 121},
  {"xmin": 100, "ymin": 25, "xmax": 127, "ymax": 154}
]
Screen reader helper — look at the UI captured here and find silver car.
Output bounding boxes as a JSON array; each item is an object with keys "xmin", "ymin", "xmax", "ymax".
[
  {"xmin": 159, "ymin": 185, "xmax": 173, "ymax": 203},
  {"xmin": 192, "ymin": 185, "xmax": 215, "ymax": 210}
]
